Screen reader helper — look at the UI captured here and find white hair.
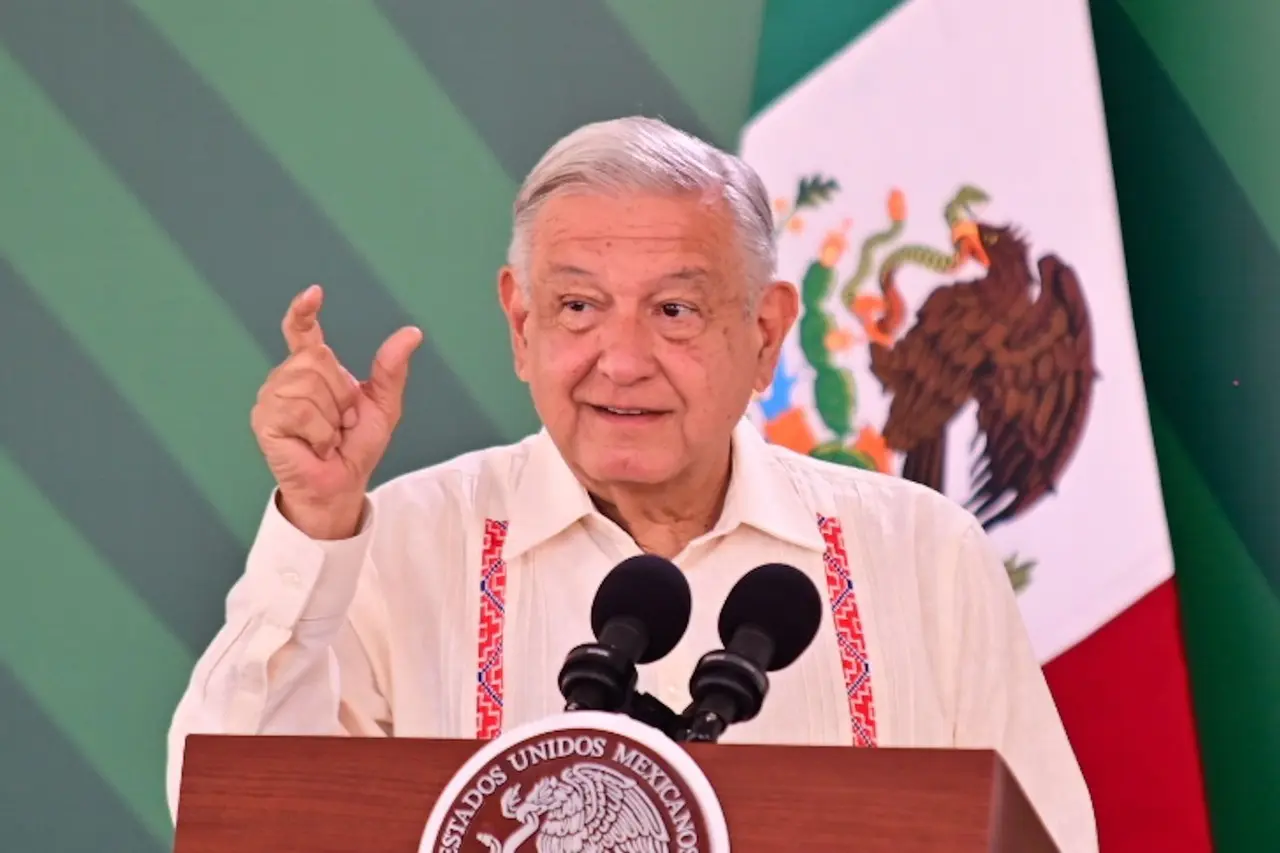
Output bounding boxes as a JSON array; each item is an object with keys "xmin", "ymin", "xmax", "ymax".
[{"xmin": 507, "ymin": 116, "xmax": 776, "ymax": 301}]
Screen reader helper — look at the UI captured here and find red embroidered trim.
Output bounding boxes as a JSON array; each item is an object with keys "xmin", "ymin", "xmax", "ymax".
[
  {"xmin": 474, "ymin": 515, "xmax": 876, "ymax": 746},
  {"xmin": 818, "ymin": 515, "xmax": 878, "ymax": 746},
  {"xmin": 476, "ymin": 519, "xmax": 509, "ymax": 739}
]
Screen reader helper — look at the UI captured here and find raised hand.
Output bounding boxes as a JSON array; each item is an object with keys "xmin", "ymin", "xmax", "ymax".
[{"xmin": 250, "ymin": 285, "xmax": 423, "ymax": 539}]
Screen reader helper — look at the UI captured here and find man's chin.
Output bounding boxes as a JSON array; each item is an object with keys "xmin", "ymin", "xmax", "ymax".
[{"xmin": 579, "ymin": 453, "xmax": 681, "ymax": 489}]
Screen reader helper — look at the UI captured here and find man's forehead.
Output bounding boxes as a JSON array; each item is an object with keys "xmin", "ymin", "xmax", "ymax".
[
  {"xmin": 536, "ymin": 191, "xmax": 732, "ymax": 245},
  {"xmin": 537, "ymin": 194, "xmax": 736, "ymax": 264},
  {"xmin": 534, "ymin": 260, "xmax": 729, "ymax": 305}
]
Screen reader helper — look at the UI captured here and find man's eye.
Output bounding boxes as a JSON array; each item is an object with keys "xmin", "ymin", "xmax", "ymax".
[
  {"xmin": 558, "ymin": 300, "xmax": 596, "ymax": 331},
  {"xmin": 659, "ymin": 303, "xmax": 694, "ymax": 318}
]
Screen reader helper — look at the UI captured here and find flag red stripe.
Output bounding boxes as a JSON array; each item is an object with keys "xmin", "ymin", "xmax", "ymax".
[{"xmin": 1042, "ymin": 578, "xmax": 1212, "ymax": 852}]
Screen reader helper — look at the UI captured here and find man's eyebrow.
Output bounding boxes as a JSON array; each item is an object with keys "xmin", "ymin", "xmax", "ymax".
[
  {"xmin": 665, "ymin": 266, "xmax": 712, "ymax": 281},
  {"xmin": 545, "ymin": 263, "xmax": 595, "ymax": 278},
  {"xmin": 544, "ymin": 264, "xmax": 712, "ymax": 284}
]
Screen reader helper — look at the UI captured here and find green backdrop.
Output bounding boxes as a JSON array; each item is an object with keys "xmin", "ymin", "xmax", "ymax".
[{"xmin": 0, "ymin": 1, "xmax": 1274, "ymax": 849}]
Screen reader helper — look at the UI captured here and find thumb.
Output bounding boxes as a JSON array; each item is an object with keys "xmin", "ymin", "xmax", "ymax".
[{"xmin": 365, "ymin": 326, "xmax": 424, "ymax": 416}]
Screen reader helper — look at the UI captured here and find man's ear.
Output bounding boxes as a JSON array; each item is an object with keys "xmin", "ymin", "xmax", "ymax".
[
  {"xmin": 498, "ymin": 266, "xmax": 531, "ymax": 382},
  {"xmin": 752, "ymin": 280, "xmax": 800, "ymax": 392}
]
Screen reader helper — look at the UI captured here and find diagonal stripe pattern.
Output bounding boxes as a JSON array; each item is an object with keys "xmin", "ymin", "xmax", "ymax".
[{"xmin": 0, "ymin": 0, "xmax": 507, "ymax": 486}]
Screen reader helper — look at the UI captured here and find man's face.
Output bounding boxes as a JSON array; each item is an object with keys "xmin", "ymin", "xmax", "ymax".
[{"xmin": 499, "ymin": 190, "xmax": 798, "ymax": 491}]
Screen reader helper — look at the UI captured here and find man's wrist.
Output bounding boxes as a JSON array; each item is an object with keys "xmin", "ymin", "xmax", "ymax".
[{"xmin": 276, "ymin": 491, "xmax": 367, "ymax": 541}]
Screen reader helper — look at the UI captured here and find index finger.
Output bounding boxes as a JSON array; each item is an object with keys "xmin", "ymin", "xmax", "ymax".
[{"xmin": 282, "ymin": 284, "xmax": 325, "ymax": 353}]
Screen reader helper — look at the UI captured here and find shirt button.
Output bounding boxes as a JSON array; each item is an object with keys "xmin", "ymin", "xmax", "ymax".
[{"xmin": 281, "ymin": 570, "xmax": 301, "ymax": 587}]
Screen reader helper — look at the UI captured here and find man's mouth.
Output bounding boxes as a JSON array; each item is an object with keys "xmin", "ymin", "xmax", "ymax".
[{"xmin": 590, "ymin": 405, "xmax": 665, "ymax": 418}]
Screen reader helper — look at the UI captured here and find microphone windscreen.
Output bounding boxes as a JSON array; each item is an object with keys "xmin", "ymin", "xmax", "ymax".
[
  {"xmin": 718, "ymin": 563, "xmax": 823, "ymax": 670},
  {"xmin": 590, "ymin": 554, "xmax": 692, "ymax": 664}
]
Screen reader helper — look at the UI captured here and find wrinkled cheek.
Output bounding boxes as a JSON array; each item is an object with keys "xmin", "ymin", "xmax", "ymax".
[
  {"xmin": 693, "ymin": 358, "xmax": 754, "ymax": 423},
  {"xmin": 528, "ymin": 340, "xmax": 595, "ymax": 400}
]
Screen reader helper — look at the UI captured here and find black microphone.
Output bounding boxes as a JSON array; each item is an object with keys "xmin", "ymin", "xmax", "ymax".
[
  {"xmin": 682, "ymin": 562, "xmax": 823, "ymax": 743},
  {"xmin": 558, "ymin": 555, "xmax": 692, "ymax": 716}
]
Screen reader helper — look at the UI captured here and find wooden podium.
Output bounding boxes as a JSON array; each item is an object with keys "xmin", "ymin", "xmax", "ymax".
[{"xmin": 171, "ymin": 734, "xmax": 1057, "ymax": 852}]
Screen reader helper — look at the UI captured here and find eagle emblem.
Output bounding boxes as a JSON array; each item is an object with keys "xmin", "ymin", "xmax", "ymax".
[
  {"xmin": 476, "ymin": 762, "xmax": 670, "ymax": 853},
  {"xmin": 763, "ymin": 179, "xmax": 1099, "ymax": 592}
]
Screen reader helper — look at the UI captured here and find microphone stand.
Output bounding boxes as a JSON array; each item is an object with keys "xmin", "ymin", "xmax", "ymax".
[
  {"xmin": 559, "ymin": 636, "xmax": 766, "ymax": 745},
  {"xmin": 559, "ymin": 636, "xmax": 690, "ymax": 742},
  {"xmin": 619, "ymin": 691, "xmax": 719, "ymax": 744},
  {"xmin": 678, "ymin": 632, "xmax": 774, "ymax": 744},
  {"xmin": 621, "ymin": 690, "xmax": 689, "ymax": 742},
  {"xmin": 682, "ymin": 706, "xmax": 729, "ymax": 743}
]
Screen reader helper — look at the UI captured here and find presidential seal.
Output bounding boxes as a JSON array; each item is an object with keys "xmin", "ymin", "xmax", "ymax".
[{"xmin": 418, "ymin": 711, "xmax": 730, "ymax": 853}]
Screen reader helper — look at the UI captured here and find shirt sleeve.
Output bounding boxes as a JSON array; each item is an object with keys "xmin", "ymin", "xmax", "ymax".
[
  {"xmin": 951, "ymin": 521, "xmax": 1099, "ymax": 853},
  {"xmin": 165, "ymin": 490, "xmax": 392, "ymax": 822}
]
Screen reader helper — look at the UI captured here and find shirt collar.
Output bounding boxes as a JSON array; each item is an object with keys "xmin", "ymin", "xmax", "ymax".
[
  {"xmin": 503, "ymin": 428, "xmax": 598, "ymax": 562},
  {"xmin": 713, "ymin": 418, "xmax": 827, "ymax": 552},
  {"xmin": 503, "ymin": 419, "xmax": 827, "ymax": 561}
]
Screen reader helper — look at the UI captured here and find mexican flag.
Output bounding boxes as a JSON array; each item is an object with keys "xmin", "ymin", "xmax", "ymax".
[{"xmin": 740, "ymin": 0, "xmax": 1209, "ymax": 849}]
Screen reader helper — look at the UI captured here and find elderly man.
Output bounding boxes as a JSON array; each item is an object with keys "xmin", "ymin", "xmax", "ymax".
[{"xmin": 166, "ymin": 116, "xmax": 1096, "ymax": 850}]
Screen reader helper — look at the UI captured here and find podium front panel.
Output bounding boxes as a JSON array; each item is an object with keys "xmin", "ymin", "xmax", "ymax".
[{"xmin": 173, "ymin": 735, "xmax": 1054, "ymax": 852}]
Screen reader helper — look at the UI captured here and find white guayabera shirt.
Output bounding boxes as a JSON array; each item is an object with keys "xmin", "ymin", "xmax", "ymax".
[{"xmin": 167, "ymin": 419, "xmax": 1097, "ymax": 852}]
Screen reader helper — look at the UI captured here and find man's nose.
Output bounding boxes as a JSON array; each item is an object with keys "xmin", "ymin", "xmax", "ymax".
[{"xmin": 595, "ymin": 317, "xmax": 657, "ymax": 385}]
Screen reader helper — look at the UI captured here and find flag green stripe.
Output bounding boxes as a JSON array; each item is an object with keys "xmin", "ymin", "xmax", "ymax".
[
  {"xmin": 749, "ymin": 0, "xmax": 904, "ymax": 117},
  {"xmin": 130, "ymin": 0, "xmax": 539, "ymax": 441},
  {"xmin": 375, "ymin": 0, "xmax": 715, "ymax": 180},
  {"xmin": 0, "ymin": 256, "xmax": 245, "ymax": 652},
  {"xmin": 0, "ymin": 664, "xmax": 166, "ymax": 852},
  {"xmin": 1117, "ymin": 0, "xmax": 1280, "ymax": 255},
  {"xmin": 0, "ymin": 448, "xmax": 193, "ymax": 844},
  {"xmin": 1094, "ymin": 0, "xmax": 1280, "ymax": 592},
  {"xmin": 0, "ymin": 45, "xmax": 271, "ymax": 544},
  {"xmin": 0, "ymin": 0, "xmax": 507, "ymax": 481},
  {"xmin": 603, "ymin": 0, "xmax": 766, "ymax": 148},
  {"xmin": 1147, "ymin": 406, "xmax": 1280, "ymax": 850},
  {"xmin": 1092, "ymin": 0, "xmax": 1280, "ymax": 846}
]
